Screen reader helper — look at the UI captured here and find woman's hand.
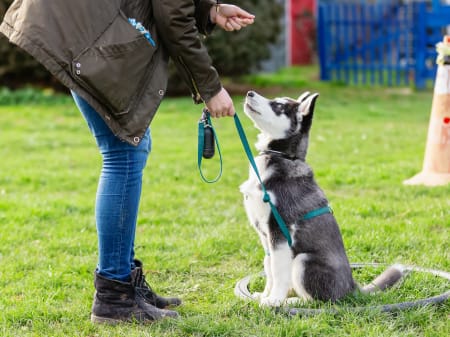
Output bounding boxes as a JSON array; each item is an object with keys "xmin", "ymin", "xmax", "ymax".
[
  {"xmin": 210, "ymin": 4, "xmax": 255, "ymax": 31},
  {"xmin": 205, "ymin": 87, "xmax": 235, "ymax": 118}
]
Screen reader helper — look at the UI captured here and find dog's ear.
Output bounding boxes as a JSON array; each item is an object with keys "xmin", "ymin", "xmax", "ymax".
[
  {"xmin": 297, "ymin": 91, "xmax": 311, "ymax": 103},
  {"xmin": 298, "ymin": 92, "xmax": 319, "ymax": 116},
  {"xmin": 296, "ymin": 93, "xmax": 319, "ymax": 160}
]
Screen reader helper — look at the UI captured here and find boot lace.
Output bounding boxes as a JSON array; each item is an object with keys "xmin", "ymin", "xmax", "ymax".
[{"xmin": 133, "ymin": 268, "xmax": 158, "ymax": 303}]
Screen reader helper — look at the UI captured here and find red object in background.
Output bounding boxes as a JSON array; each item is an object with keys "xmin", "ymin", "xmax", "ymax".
[{"xmin": 290, "ymin": 0, "xmax": 316, "ymax": 65}]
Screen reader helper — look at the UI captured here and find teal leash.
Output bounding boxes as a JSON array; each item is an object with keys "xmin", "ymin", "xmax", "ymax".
[
  {"xmin": 233, "ymin": 113, "xmax": 293, "ymax": 247},
  {"xmin": 197, "ymin": 111, "xmax": 223, "ymax": 183},
  {"xmin": 198, "ymin": 111, "xmax": 334, "ymax": 247},
  {"xmin": 302, "ymin": 206, "xmax": 333, "ymax": 220}
]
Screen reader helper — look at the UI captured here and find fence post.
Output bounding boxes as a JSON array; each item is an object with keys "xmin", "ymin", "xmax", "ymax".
[{"xmin": 414, "ymin": 2, "xmax": 427, "ymax": 89}]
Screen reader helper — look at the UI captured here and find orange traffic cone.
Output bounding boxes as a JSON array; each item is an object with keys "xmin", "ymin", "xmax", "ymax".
[{"xmin": 404, "ymin": 36, "xmax": 450, "ymax": 186}]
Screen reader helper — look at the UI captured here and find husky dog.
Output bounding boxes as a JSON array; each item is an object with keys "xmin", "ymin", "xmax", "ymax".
[
  {"xmin": 239, "ymin": 91, "xmax": 405, "ymax": 307},
  {"xmin": 240, "ymin": 90, "xmax": 356, "ymax": 306}
]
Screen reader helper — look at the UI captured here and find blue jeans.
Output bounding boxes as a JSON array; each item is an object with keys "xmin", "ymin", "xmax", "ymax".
[{"xmin": 72, "ymin": 92, "xmax": 151, "ymax": 281}]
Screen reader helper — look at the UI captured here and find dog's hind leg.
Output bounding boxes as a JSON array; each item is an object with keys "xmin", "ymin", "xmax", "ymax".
[
  {"xmin": 291, "ymin": 253, "xmax": 313, "ymax": 302},
  {"xmin": 260, "ymin": 243, "xmax": 293, "ymax": 307}
]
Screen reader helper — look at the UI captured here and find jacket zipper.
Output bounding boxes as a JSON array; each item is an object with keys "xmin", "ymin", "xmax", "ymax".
[{"xmin": 178, "ymin": 56, "xmax": 202, "ymax": 103}]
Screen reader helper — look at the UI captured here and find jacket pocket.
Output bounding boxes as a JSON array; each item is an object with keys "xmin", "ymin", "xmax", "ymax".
[{"xmin": 72, "ymin": 11, "xmax": 156, "ymax": 114}]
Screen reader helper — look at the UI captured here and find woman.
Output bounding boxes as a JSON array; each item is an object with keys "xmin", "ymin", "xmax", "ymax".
[{"xmin": 0, "ymin": 0, "xmax": 254, "ymax": 324}]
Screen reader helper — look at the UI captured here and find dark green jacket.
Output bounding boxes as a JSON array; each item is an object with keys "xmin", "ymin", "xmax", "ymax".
[{"xmin": 0, "ymin": 0, "xmax": 221, "ymax": 145}]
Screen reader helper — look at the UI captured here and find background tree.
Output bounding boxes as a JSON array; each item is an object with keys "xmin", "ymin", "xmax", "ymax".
[
  {"xmin": 205, "ymin": 0, "xmax": 283, "ymax": 76},
  {"xmin": 168, "ymin": 0, "xmax": 283, "ymax": 94},
  {"xmin": 0, "ymin": 0, "xmax": 63, "ymax": 89}
]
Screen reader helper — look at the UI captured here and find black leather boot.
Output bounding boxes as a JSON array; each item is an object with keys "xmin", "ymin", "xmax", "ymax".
[
  {"xmin": 131, "ymin": 259, "xmax": 182, "ymax": 309},
  {"xmin": 91, "ymin": 273, "xmax": 179, "ymax": 324}
]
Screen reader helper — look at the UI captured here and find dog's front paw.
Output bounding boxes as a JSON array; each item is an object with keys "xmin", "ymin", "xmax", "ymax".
[
  {"xmin": 285, "ymin": 297, "xmax": 308, "ymax": 306},
  {"xmin": 260, "ymin": 296, "xmax": 284, "ymax": 307}
]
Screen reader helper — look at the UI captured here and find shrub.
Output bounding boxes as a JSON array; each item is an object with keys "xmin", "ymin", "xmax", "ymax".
[
  {"xmin": 168, "ymin": 0, "xmax": 283, "ymax": 95},
  {"xmin": 0, "ymin": 0, "xmax": 60, "ymax": 89},
  {"xmin": 205, "ymin": 0, "xmax": 283, "ymax": 76}
]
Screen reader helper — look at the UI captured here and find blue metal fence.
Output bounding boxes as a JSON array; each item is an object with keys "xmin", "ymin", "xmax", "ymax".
[{"xmin": 317, "ymin": 0, "xmax": 450, "ymax": 88}]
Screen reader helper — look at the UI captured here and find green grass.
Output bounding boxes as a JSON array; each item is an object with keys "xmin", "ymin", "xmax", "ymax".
[{"xmin": 0, "ymin": 67, "xmax": 448, "ymax": 336}]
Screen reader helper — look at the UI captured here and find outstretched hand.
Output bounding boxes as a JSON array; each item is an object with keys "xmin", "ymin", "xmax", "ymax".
[
  {"xmin": 210, "ymin": 4, "xmax": 255, "ymax": 31},
  {"xmin": 205, "ymin": 3, "xmax": 254, "ymax": 117}
]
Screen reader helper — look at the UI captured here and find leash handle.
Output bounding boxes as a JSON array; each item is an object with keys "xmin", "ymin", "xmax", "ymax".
[
  {"xmin": 233, "ymin": 113, "xmax": 293, "ymax": 246},
  {"xmin": 197, "ymin": 110, "xmax": 223, "ymax": 183}
]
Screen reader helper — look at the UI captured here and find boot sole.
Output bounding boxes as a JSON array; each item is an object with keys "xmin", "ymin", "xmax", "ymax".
[
  {"xmin": 91, "ymin": 314, "xmax": 156, "ymax": 325},
  {"xmin": 91, "ymin": 314, "xmax": 127, "ymax": 325}
]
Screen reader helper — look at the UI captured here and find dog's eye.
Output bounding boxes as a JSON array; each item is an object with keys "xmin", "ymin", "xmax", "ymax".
[
  {"xmin": 270, "ymin": 102, "xmax": 285, "ymax": 115},
  {"xmin": 277, "ymin": 105, "xmax": 286, "ymax": 114}
]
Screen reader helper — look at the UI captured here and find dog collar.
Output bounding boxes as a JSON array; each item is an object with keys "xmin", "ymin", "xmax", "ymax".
[
  {"xmin": 301, "ymin": 205, "xmax": 333, "ymax": 221},
  {"xmin": 260, "ymin": 150, "xmax": 297, "ymax": 160}
]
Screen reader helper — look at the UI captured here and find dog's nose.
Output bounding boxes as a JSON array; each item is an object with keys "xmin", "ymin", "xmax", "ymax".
[{"xmin": 247, "ymin": 91, "xmax": 255, "ymax": 97}]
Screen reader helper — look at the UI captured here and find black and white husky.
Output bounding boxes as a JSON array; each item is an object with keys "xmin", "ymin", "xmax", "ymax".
[{"xmin": 240, "ymin": 91, "xmax": 401, "ymax": 307}]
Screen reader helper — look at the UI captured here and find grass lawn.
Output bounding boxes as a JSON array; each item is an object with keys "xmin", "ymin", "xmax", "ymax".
[{"xmin": 0, "ymin": 67, "xmax": 448, "ymax": 336}]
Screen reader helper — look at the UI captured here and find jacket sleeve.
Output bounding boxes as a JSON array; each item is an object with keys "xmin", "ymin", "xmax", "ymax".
[
  {"xmin": 194, "ymin": 0, "xmax": 216, "ymax": 35},
  {"xmin": 151, "ymin": 0, "xmax": 222, "ymax": 103}
]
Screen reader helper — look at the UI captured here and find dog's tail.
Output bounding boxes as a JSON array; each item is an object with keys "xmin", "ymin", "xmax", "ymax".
[{"xmin": 361, "ymin": 264, "xmax": 406, "ymax": 294}]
